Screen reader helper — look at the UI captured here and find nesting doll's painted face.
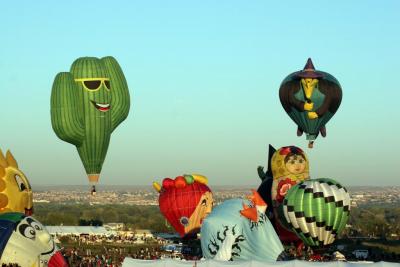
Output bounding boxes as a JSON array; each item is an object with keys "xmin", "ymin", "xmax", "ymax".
[
  {"xmin": 284, "ymin": 153, "xmax": 307, "ymax": 175},
  {"xmin": 185, "ymin": 191, "xmax": 213, "ymax": 234}
]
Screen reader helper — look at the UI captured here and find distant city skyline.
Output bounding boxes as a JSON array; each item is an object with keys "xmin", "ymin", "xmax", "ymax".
[{"xmin": 1, "ymin": 1, "xmax": 399, "ymax": 187}]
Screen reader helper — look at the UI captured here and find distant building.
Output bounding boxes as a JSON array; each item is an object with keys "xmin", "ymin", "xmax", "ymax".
[
  {"xmin": 45, "ymin": 226, "xmax": 116, "ymax": 236},
  {"xmin": 134, "ymin": 229, "xmax": 154, "ymax": 239},
  {"xmin": 104, "ymin": 223, "xmax": 125, "ymax": 231}
]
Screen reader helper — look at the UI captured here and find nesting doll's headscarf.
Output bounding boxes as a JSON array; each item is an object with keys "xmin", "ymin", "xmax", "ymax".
[{"xmin": 271, "ymin": 146, "xmax": 309, "ymax": 181}]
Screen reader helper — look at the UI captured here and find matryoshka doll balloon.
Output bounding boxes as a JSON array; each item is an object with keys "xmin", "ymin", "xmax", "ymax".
[
  {"xmin": 153, "ymin": 174, "xmax": 213, "ymax": 238},
  {"xmin": 271, "ymin": 146, "xmax": 310, "ymax": 244}
]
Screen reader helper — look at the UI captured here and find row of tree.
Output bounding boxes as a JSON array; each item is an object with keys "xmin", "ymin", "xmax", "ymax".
[
  {"xmin": 34, "ymin": 203, "xmax": 171, "ymax": 232},
  {"xmin": 34, "ymin": 203, "xmax": 400, "ymax": 237}
]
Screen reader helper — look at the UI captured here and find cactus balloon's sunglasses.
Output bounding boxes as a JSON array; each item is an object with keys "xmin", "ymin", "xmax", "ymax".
[{"xmin": 74, "ymin": 78, "xmax": 110, "ymax": 91}]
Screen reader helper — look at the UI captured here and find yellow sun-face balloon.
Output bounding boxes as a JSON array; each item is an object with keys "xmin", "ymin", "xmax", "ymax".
[{"xmin": 0, "ymin": 150, "xmax": 33, "ymax": 216}]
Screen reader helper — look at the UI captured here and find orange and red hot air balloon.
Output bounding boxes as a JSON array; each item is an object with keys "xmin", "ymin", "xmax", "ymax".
[{"xmin": 153, "ymin": 174, "xmax": 213, "ymax": 238}]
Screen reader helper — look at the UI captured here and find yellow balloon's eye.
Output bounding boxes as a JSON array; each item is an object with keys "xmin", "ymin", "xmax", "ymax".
[
  {"xmin": 14, "ymin": 174, "xmax": 27, "ymax": 191},
  {"xmin": 19, "ymin": 224, "xmax": 36, "ymax": 239},
  {"xmin": 31, "ymin": 221, "xmax": 42, "ymax": 231}
]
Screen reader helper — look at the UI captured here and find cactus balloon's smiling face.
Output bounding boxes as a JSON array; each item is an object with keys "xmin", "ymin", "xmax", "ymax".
[
  {"xmin": 70, "ymin": 57, "xmax": 112, "ymax": 115},
  {"xmin": 75, "ymin": 77, "xmax": 111, "ymax": 112}
]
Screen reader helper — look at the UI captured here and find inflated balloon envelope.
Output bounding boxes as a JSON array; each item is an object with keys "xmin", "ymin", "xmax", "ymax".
[
  {"xmin": 201, "ymin": 190, "xmax": 285, "ymax": 262},
  {"xmin": 0, "ymin": 212, "xmax": 68, "ymax": 266},
  {"xmin": 279, "ymin": 58, "xmax": 342, "ymax": 148},
  {"xmin": 154, "ymin": 174, "xmax": 213, "ymax": 238},
  {"xmin": 51, "ymin": 56, "xmax": 130, "ymax": 194},
  {"xmin": 257, "ymin": 145, "xmax": 310, "ymax": 246},
  {"xmin": 280, "ymin": 178, "xmax": 351, "ymax": 249},
  {"xmin": 0, "ymin": 150, "xmax": 33, "ymax": 216}
]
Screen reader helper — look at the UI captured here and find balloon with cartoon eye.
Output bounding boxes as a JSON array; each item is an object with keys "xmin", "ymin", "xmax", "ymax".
[
  {"xmin": 19, "ymin": 224, "xmax": 36, "ymax": 239},
  {"xmin": 51, "ymin": 56, "xmax": 130, "ymax": 194},
  {"xmin": 0, "ymin": 150, "xmax": 33, "ymax": 216},
  {"xmin": 154, "ymin": 174, "xmax": 213, "ymax": 237},
  {"xmin": 0, "ymin": 212, "xmax": 68, "ymax": 266}
]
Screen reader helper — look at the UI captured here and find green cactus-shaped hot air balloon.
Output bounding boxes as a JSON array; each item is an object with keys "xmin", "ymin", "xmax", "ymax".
[
  {"xmin": 51, "ymin": 57, "xmax": 130, "ymax": 192},
  {"xmin": 280, "ymin": 178, "xmax": 350, "ymax": 249}
]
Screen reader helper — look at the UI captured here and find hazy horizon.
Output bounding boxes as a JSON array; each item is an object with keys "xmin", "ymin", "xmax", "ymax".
[{"xmin": 1, "ymin": 1, "xmax": 399, "ymax": 187}]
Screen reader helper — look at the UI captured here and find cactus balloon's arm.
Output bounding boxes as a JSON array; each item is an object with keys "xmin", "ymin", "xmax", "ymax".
[
  {"xmin": 51, "ymin": 72, "xmax": 85, "ymax": 146},
  {"xmin": 102, "ymin": 56, "xmax": 130, "ymax": 132}
]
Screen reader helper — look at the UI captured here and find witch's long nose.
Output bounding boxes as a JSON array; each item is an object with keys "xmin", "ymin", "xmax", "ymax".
[{"xmin": 302, "ymin": 79, "xmax": 318, "ymax": 100}]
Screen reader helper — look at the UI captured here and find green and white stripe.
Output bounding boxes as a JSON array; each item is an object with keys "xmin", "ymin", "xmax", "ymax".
[{"xmin": 281, "ymin": 178, "xmax": 350, "ymax": 248}]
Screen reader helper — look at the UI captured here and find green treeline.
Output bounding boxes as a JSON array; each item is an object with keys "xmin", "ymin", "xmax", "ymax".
[
  {"xmin": 33, "ymin": 203, "xmax": 400, "ymax": 238},
  {"xmin": 34, "ymin": 203, "xmax": 171, "ymax": 232},
  {"xmin": 345, "ymin": 205, "xmax": 400, "ymax": 239}
]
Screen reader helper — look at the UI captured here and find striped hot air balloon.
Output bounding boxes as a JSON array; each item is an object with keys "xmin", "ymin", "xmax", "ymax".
[
  {"xmin": 51, "ymin": 57, "xmax": 130, "ymax": 193},
  {"xmin": 280, "ymin": 178, "xmax": 350, "ymax": 248}
]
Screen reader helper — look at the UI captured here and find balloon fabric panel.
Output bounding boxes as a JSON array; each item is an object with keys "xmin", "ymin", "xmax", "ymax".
[
  {"xmin": 51, "ymin": 56, "xmax": 130, "ymax": 185},
  {"xmin": 282, "ymin": 179, "xmax": 350, "ymax": 248},
  {"xmin": 158, "ymin": 178, "xmax": 212, "ymax": 237}
]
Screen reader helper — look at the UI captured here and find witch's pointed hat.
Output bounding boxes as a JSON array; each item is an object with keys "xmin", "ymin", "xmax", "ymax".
[{"xmin": 296, "ymin": 58, "xmax": 324, "ymax": 78}]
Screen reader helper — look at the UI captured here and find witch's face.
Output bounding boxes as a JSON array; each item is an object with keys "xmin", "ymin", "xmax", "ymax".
[
  {"xmin": 2, "ymin": 217, "xmax": 55, "ymax": 266},
  {"xmin": 301, "ymin": 78, "xmax": 318, "ymax": 99},
  {"xmin": 285, "ymin": 155, "xmax": 306, "ymax": 175}
]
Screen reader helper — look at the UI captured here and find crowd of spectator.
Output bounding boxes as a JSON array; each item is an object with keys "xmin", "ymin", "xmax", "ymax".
[
  {"xmin": 61, "ymin": 247, "xmax": 125, "ymax": 266},
  {"xmin": 57, "ymin": 233, "xmax": 155, "ymax": 245}
]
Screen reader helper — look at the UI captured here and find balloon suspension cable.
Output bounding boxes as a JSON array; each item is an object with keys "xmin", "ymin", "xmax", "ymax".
[{"xmin": 308, "ymin": 141, "xmax": 314, "ymax": 149}]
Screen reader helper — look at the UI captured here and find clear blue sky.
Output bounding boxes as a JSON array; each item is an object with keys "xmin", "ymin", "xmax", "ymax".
[{"xmin": 0, "ymin": 1, "xmax": 399, "ymax": 187}]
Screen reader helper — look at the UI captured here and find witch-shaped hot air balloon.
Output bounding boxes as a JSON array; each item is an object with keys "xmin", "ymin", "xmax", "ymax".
[
  {"xmin": 201, "ymin": 190, "xmax": 285, "ymax": 261},
  {"xmin": 280, "ymin": 178, "xmax": 350, "ymax": 252},
  {"xmin": 51, "ymin": 57, "xmax": 130, "ymax": 194},
  {"xmin": 153, "ymin": 174, "xmax": 213, "ymax": 238},
  {"xmin": 257, "ymin": 145, "xmax": 310, "ymax": 248},
  {"xmin": 279, "ymin": 58, "xmax": 342, "ymax": 148}
]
